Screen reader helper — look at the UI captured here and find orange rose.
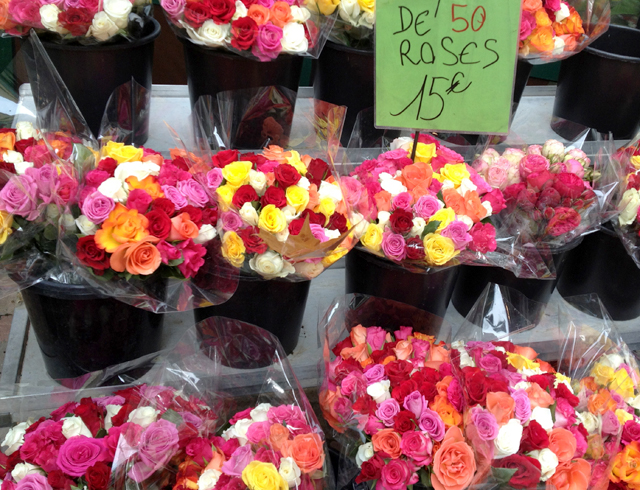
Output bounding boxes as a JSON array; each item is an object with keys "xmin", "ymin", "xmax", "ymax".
[
  {"xmin": 0, "ymin": 0, "xmax": 15, "ymax": 29},
  {"xmin": 0, "ymin": 131, "xmax": 15, "ymax": 154},
  {"xmin": 371, "ymin": 429, "xmax": 402, "ymax": 459},
  {"xmin": 126, "ymin": 175, "xmax": 164, "ymax": 200},
  {"xmin": 50, "ymin": 138, "xmax": 70, "ymax": 158},
  {"xmin": 610, "ymin": 441, "xmax": 640, "ymax": 489},
  {"xmin": 580, "ymin": 377, "xmax": 598, "ymax": 392},
  {"xmin": 548, "ymin": 459, "xmax": 591, "ymax": 490},
  {"xmin": 431, "ymin": 426, "xmax": 476, "ymax": 490},
  {"xmin": 400, "ymin": 162, "xmax": 433, "ymax": 191},
  {"xmin": 281, "ymin": 433, "xmax": 325, "ymax": 474},
  {"xmin": 554, "ymin": 9, "xmax": 584, "ymax": 36},
  {"xmin": 393, "ymin": 340, "xmax": 413, "ymax": 360},
  {"xmin": 269, "ymin": 1, "xmax": 293, "ymax": 27},
  {"xmin": 529, "ymin": 26, "xmax": 555, "ymax": 53},
  {"xmin": 95, "ymin": 204, "xmax": 149, "ymax": 253},
  {"xmin": 526, "ymin": 382, "xmax": 555, "ymax": 409},
  {"xmin": 513, "ymin": 345, "xmax": 537, "ymax": 360},
  {"xmin": 428, "ymin": 344, "xmax": 451, "ymax": 366},
  {"xmin": 537, "ymin": 359, "xmax": 556, "ymax": 373},
  {"xmin": 269, "ymin": 423, "xmax": 291, "ymax": 451},
  {"xmin": 110, "ymin": 236, "xmax": 161, "ymax": 275},
  {"xmin": 318, "ymin": 390, "xmax": 342, "ymax": 432},
  {"xmin": 560, "ymin": 34, "xmax": 578, "ymax": 53},
  {"xmin": 381, "ymin": 355, "xmax": 397, "ymax": 365},
  {"xmin": 443, "ymin": 188, "xmax": 466, "ymax": 215},
  {"xmin": 588, "ymin": 389, "xmax": 618, "ymax": 415},
  {"xmin": 413, "ymin": 333, "xmax": 435, "ymax": 342},
  {"xmin": 548, "ymin": 428, "xmax": 577, "ymax": 463},
  {"xmin": 374, "ymin": 191, "xmax": 392, "ymax": 213},
  {"xmin": 142, "ymin": 153, "xmax": 164, "ymax": 166},
  {"xmin": 204, "ymin": 448, "xmax": 226, "ymax": 472},
  {"xmin": 442, "ymin": 189, "xmax": 487, "ymax": 223},
  {"xmin": 340, "ymin": 343, "xmax": 369, "ymax": 363},
  {"xmin": 350, "ymin": 324, "xmax": 367, "ymax": 345},
  {"xmin": 432, "ymin": 395, "xmax": 462, "ymax": 428},
  {"xmin": 262, "ymin": 145, "xmax": 288, "ymax": 163},
  {"xmin": 410, "ymin": 184, "xmax": 430, "ymax": 202},
  {"xmin": 522, "ymin": 0, "xmax": 542, "ymax": 12},
  {"xmin": 248, "ymin": 4, "xmax": 271, "ymax": 25},
  {"xmin": 437, "ymin": 376, "xmax": 453, "ymax": 397},
  {"xmin": 535, "ymin": 8, "xmax": 552, "ymax": 27},
  {"xmin": 585, "ymin": 433, "xmax": 604, "ymax": 460},
  {"xmin": 307, "ymin": 183, "xmax": 319, "ymax": 210},
  {"xmin": 169, "ymin": 212, "xmax": 199, "ymax": 241},
  {"xmin": 486, "ymin": 392, "xmax": 515, "ymax": 426}
]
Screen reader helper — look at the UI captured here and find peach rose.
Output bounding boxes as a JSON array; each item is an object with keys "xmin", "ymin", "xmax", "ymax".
[
  {"xmin": 0, "ymin": 131, "xmax": 15, "ymax": 153},
  {"xmin": 461, "ymin": 190, "xmax": 487, "ymax": 223},
  {"xmin": 262, "ymin": 145, "xmax": 289, "ymax": 163},
  {"xmin": 341, "ymin": 343, "xmax": 370, "ymax": 363},
  {"xmin": 393, "ymin": 340, "xmax": 413, "ymax": 361},
  {"xmin": 432, "ymin": 395, "xmax": 462, "ymax": 428},
  {"xmin": 529, "ymin": 26, "xmax": 555, "ymax": 53},
  {"xmin": 269, "ymin": 423, "xmax": 291, "ymax": 452},
  {"xmin": 437, "ymin": 376, "xmax": 453, "ymax": 398},
  {"xmin": 350, "ymin": 325, "xmax": 368, "ymax": 346},
  {"xmin": 307, "ymin": 184, "xmax": 319, "ymax": 210},
  {"xmin": 527, "ymin": 382, "xmax": 555, "ymax": 409},
  {"xmin": 522, "ymin": 0, "xmax": 542, "ymax": 12},
  {"xmin": 486, "ymin": 392, "xmax": 515, "ymax": 426},
  {"xmin": 169, "ymin": 212, "xmax": 199, "ymax": 241},
  {"xmin": 319, "ymin": 390, "xmax": 342, "ymax": 433},
  {"xmin": 248, "ymin": 4, "xmax": 271, "ymax": 25},
  {"xmin": 141, "ymin": 153, "xmax": 164, "ymax": 166},
  {"xmin": 374, "ymin": 191, "xmax": 392, "ymax": 213},
  {"xmin": 400, "ymin": 162, "xmax": 433, "ymax": 192},
  {"xmin": 560, "ymin": 34, "xmax": 578, "ymax": 52},
  {"xmin": 580, "ymin": 377, "xmax": 598, "ymax": 392},
  {"xmin": 549, "ymin": 428, "xmax": 578, "ymax": 463},
  {"xmin": 548, "ymin": 459, "xmax": 591, "ymax": 490},
  {"xmin": 513, "ymin": 345, "xmax": 537, "ymax": 360},
  {"xmin": 110, "ymin": 236, "xmax": 161, "ymax": 275},
  {"xmin": 588, "ymin": 389, "xmax": 618, "ymax": 415},
  {"xmin": 371, "ymin": 429, "xmax": 402, "ymax": 459},
  {"xmin": 281, "ymin": 433, "xmax": 325, "ymax": 474},
  {"xmin": 204, "ymin": 448, "xmax": 226, "ymax": 472},
  {"xmin": 431, "ymin": 426, "xmax": 476, "ymax": 490},
  {"xmin": 269, "ymin": 1, "xmax": 293, "ymax": 27}
]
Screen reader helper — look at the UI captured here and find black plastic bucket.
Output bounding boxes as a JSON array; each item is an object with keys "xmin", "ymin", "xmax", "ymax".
[
  {"xmin": 344, "ymin": 247, "xmax": 459, "ymax": 319},
  {"xmin": 41, "ymin": 19, "xmax": 160, "ymax": 145},
  {"xmin": 193, "ymin": 278, "xmax": 310, "ymax": 354},
  {"xmin": 20, "ymin": 281, "xmax": 164, "ymax": 380},
  {"xmin": 557, "ymin": 227, "xmax": 640, "ymax": 321},
  {"xmin": 552, "ymin": 25, "xmax": 640, "ymax": 140},
  {"xmin": 180, "ymin": 39, "xmax": 303, "ymax": 108}
]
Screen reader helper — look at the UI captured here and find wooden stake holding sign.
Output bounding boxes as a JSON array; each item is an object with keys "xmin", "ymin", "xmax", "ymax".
[{"xmin": 375, "ymin": 0, "xmax": 521, "ymax": 135}]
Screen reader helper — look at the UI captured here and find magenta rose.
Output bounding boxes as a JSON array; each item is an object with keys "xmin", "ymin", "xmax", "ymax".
[
  {"xmin": 570, "ymin": 425, "xmax": 588, "ymax": 458},
  {"xmin": 309, "ymin": 223, "xmax": 329, "ymax": 242},
  {"xmin": 479, "ymin": 354, "xmax": 502, "ymax": 373},
  {"xmin": 553, "ymin": 172, "xmax": 585, "ymax": 199},
  {"xmin": 157, "ymin": 240, "xmax": 182, "ymax": 265},
  {"xmin": 252, "ymin": 24, "xmax": 283, "ymax": 61},
  {"xmin": 418, "ymin": 408, "xmax": 445, "ymax": 441},
  {"xmin": 129, "ymin": 420, "xmax": 180, "ymax": 482},
  {"xmin": 64, "ymin": 0, "xmax": 100, "ymax": 14},
  {"xmin": 177, "ymin": 180, "xmax": 209, "ymax": 208},
  {"xmin": 380, "ymin": 459, "xmax": 417, "ymax": 490},
  {"xmin": 56, "ymin": 436, "xmax": 107, "ymax": 477},
  {"xmin": 84, "ymin": 170, "xmax": 110, "ymax": 188},
  {"xmin": 162, "ymin": 185, "xmax": 188, "ymax": 209},
  {"xmin": 220, "ymin": 211, "xmax": 243, "ymax": 232},
  {"xmin": 412, "ymin": 339, "xmax": 430, "ymax": 360},
  {"xmin": 391, "ymin": 192, "xmax": 412, "ymax": 212},
  {"xmin": 254, "ymin": 448, "xmax": 280, "ymax": 466},
  {"xmin": 0, "ymin": 174, "xmax": 39, "ymax": 220},
  {"xmin": 177, "ymin": 239, "xmax": 206, "ymax": 278},
  {"xmin": 470, "ymin": 406, "xmax": 499, "ymax": 441},
  {"xmin": 364, "ymin": 416, "xmax": 385, "ymax": 436},
  {"xmin": 468, "ymin": 222, "xmax": 497, "ymax": 254},
  {"xmin": 160, "ymin": 0, "xmax": 186, "ymax": 18},
  {"xmin": 400, "ymin": 431, "xmax": 433, "ymax": 466},
  {"xmin": 127, "ymin": 189, "xmax": 153, "ymax": 214},
  {"xmin": 520, "ymin": 10, "xmax": 536, "ymax": 40},
  {"xmin": 519, "ymin": 154, "xmax": 550, "ymax": 180},
  {"xmin": 546, "ymin": 207, "xmax": 581, "ymax": 236},
  {"xmin": 512, "ymin": 389, "xmax": 532, "ymax": 424},
  {"xmin": 381, "ymin": 231, "xmax": 407, "ymax": 262},
  {"xmin": 341, "ymin": 371, "xmax": 367, "ymax": 398},
  {"xmin": 365, "ymin": 326, "xmax": 387, "ymax": 352},
  {"xmin": 206, "ymin": 168, "xmax": 223, "ymax": 190},
  {"xmin": 364, "ymin": 363, "xmax": 387, "ymax": 385},
  {"xmin": 447, "ymin": 378, "xmax": 464, "ymax": 413},
  {"xmin": 544, "ymin": 0, "xmax": 561, "ymax": 10},
  {"xmin": 481, "ymin": 189, "xmax": 506, "ymax": 213},
  {"xmin": 623, "ymin": 421, "xmax": 640, "ymax": 445},
  {"xmin": 440, "ymin": 221, "xmax": 472, "ymax": 250},
  {"xmin": 8, "ymin": 0, "xmax": 42, "ymax": 26},
  {"xmin": 375, "ymin": 398, "xmax": 401, "ymax": 427},
  {"xmin": 221, "ymin": 445, "xmax": 254, "ymax": 477},
  {"xmin": 15, "ymin": 474, "xmax": 51, "ymax": 490},
  {"xmin": 413, "ymin": 195, "xmax": 441, "ymax": 219},
  {"xmin": 82, "ymin": 192, "xmax": 115, "ymax": 224},
  {"xmin": 245, "ymin": 421, "xmax": 271, "ymax": 444}
]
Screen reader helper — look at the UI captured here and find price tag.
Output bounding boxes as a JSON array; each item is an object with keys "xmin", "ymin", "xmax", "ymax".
[{"xmin": 375, "ymin": 0, "xmax": 521, "ymax": 134}]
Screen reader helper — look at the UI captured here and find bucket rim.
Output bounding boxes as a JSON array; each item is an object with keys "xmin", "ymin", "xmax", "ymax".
[{"xmin": 584, "ymin": 25, "xmax": 640, "ymax": 64}]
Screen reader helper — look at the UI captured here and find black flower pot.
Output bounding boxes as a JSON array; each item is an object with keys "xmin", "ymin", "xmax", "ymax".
[
  {"xmin": 557, "ymin": 227, "xmax": 640, "ymax": 321},
  {"xmin": 194, "ymin": 277, "xmax": 310, "ymax": 355},
  {"xmin": 40, "ymin": 18, "xmax": 161, "ymax": 145},
  {"xmin": 20, "ymin": 280, "xmax": 164, "ymax": 380},
  {"xmin": 552, "ymin": 25, "xmax": 640, "ymax": 140},
  {"xmin": 345, "ymin": 247, "xmax": 459, "ymax": 320}
]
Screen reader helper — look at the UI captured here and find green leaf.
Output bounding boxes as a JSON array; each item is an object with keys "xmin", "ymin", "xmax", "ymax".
[
  {"xmin": 168, "ymin": 258, "xmax": 185, "ymax": 267},
  {"xmin": 421, "ymin": 220, "xmax": 440, "ymax": 239},
  {"xmin": 43, "ymin": 225, "xmax": 58, "ymax": 241},
  {"xmin": 95, "ymin": 428, "xmax": 107, "ymax": 438},
  {"xmin": 419, "ymin": 468, "xmax": 433, "ymax": 489},
  {"xmin": 437, "ymin": 190, "xmax": 444, "ymax": 201},
  {"xmin": 550, "ymin": 402, "xmax": 557, "ymax": 422},
  {"xmin": 161, "ymin": 409, "xmax": 184, "ymax": 426},
  {"xmin": 491, "ymin": 467, "xmax": 517, "ymax": 484}
]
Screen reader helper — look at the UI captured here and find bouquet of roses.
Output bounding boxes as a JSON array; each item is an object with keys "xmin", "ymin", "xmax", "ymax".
[
  {"xmin": 310, "ymin": 0, "xmax": 373, "ymax": 49},
  {"xmin": 518, "ymin": 0, "xmax": 610, "ymax": 63},
  {"xmin": 611, "ymin": 141, "xmax": 640, "ymax": 270},
  {"xmin": 160, "ymin": 0, "xmax": 334, "ymax": 61},
  {"xmin": 212, "ymin": 146, "xmax": 356, "ymax": 280},
  {"xmin": 1, "ymin": 0, "xmax": 153, "ymax": 43}
]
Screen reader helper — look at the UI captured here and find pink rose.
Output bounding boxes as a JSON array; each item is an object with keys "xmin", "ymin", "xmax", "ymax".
[
  {"xmin": 81, "ymin": 192, "xmax": 115, "ymax": 224},
  {"xmin": 341, "ymin": 371, "xmax": 367, "ymax": 398},
  {"xmin": 486, "ymin": 165, "xmax": 509, "ymax": 190},
  {"xmin": 127, "ymin": 189, "xmax": 153, "ymax": 214},
  {"xmin": 161, "ymin": 0, "xmax": 186, "ymax": 18},
  {"xmin": 468, "ymin": 168, "xmax": 493, "ymax": 194},
  {"xmin": 468, "ymin": 222, "xmax": 497, "ymax": 254},
  {"xmin": 176, "ymin": 239, "xmax": 206, "ymax": 278},
  {"xmin": 403, "ymin": 390, "xmax": 427, "ymax": 419},
  {"xmin": 15, "ymin": 474, "xmax": 51, "ymax": 490},
  {"xmin": 544, "ymin": 0, "xmax": 561, "ymax": 11},
  {"xmin": 24, "ymin": 145, "xmax": 53, "ymax": 168},
  {"xmin": 446, "ymin": 378, "xmax": 464, "ymax": 413},
  {"xmin": 162, "ymin": 185, "xmax": 188, "ymax": 209},
  {"xmin": 380, "ymin": 459, "xmax": 417, "ymax": 490},
  {"xmin": 64, "ymin": 0, "xmax": 100, "ymax": 14},
  {"xmin": 366, "ymin": 327, "xmax": 388, "ymax": 352},
  {"xmin": 222, "ymin": 446, "xmax": 254, "ymax": 477},
  {"xmin": 246, "ymin": 421, "xmax": 271, "ymax": 444},
  {"xmin": 519, "ymin": 154, "xmax": 550, "ymax": 180},
  {"xmin": 481, "ymin": 188, "xmax": 506, "ymax": 213},
  {"xmin": 546, "ymin": 207, "xmax": 581, "ymax": 236},
  {"xmin": 412, "ymin": 339, "xmax": 430, "ymax": 360},
  {"xmin": 512, "ymin": 389, "xmax": 532, "ymax": 424},
  {"xmin": 401, "ymin": 431, "xmax": 433, "ymax": 466},
  {"xmin": 0, "ymin": 174, "xmax": 39, "ymax": 220},
  {"xmin": 431, "ymin": 147, "xmax": 464, "ymax": 172},
  {"xmin": 520, "ymin": 10, "xmax": 536, "ymax": 40},
  {"xmin": 564, "ymin": 159, "xmax": 585, "ymax": 179},
  {"xmin": 364, "ymin": 363, "xmax": 387, "ymax": 385},
  {"xmin": 252, "ymin": 24, "xmax": 283, "ymax": 61},
  {"xmin": 229, "ymin": 408, "xmax": 252, "ymax": 424},
  {"xmin": 309, "ymin": 223, "xmax": 329, "ymax": 242},
  {"xmin": 528, "ymin": 145, "xmax": 543, "ymax": 155},
  {"xmin": 414, "ymin": 195, "xmax": 442, "ymax": 220},
  {"xmin": 394, "ymin": 326, "xmax": 412, "ymax": 340},
  {"xmin": 177, "ymin": 180, "xmax": 209, "ymax": 208},
  {"xmin": 553, "ymin": 172, "xmax": 585, "ymax": 199},
  {"xmin": 554, "ymin": 398, "xmax": 577, "ymax": 428},
  {"xmin": 381, "ymin": 232, "xmax": 406, "ymax": 262},
  {"xmin": 376, "ymin": 398, "xmax": 401, "ymax": 427},
  {"xmin": 333, "ymin": 397, "xmax": 354, "ymax": 424},
  {"xmin": 470, "ymin": 406, "xmax": 499, "ymax": 441},
  {"xmin": 221, "ymin": 211, "xmax": 243, "ymax": 232},
  {"xmin": 601, "ymin": 410, "xmax": 620, "ymax": 436},
  {"xmin": 85, "ymin": 170, "xmax": 110, "ymax": 188},
  {"xmin": 158, "ymin": 163, "xmax": 191, "ymax": 187},
  {"xmin": 364, "ymin": 416, "xmax": 384, "ymax": 436},
  {"xmin": 527, "ymin": 170, "xmax": 554, "ymax": 192},
  {"xmin": 479, "ymin": 354, "xmax": 502, "ymax": 373},
  {"xmin": 8, "ymin": 0, "xmax": 42, "ymax": 26},
  {"xmin": 267, "ymin": 405, "xmax": 305, "ymax": 426},
  {"xmin": 57, "ymin": 436, "xmax": 107, "ymax": 477},
  {"xmin": 157, "ymin": 240, "xmax": 182, "ymax": 265},
  {"xmin": 570, "ymin": 425, "xmax": 588, "ymax": 458},
  {"xmin": 129, "ymin": 420, "xmax": 179, "ymax": 482},
  {"xmin": 440, "ymin": 221, "xmax": 472, "ymax": 250},
  {"xmin": 340, "ymin": 176, "xmax": 364, "ymax": 206},
  {"xmin": 419, "ymin": 408, "xmax": 445, "ymax": 441},
  {"xmin": 254, "ymin": 448, "xmax": 280, "ymax": 466},
  {"xmin": 206, "ymin": 168, "xmax": 223, "ymax": 190},
  {"xmin": 391, "ymin": 192, "xmax": 413, "ymax": 212}
]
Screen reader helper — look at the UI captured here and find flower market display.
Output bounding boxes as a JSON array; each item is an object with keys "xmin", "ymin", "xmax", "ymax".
[
  {"xmin": 613, "ymin": 142, "xmax": 640, "ymax": 270},
  {"xmin": 0, "ymin": 0, "xmax": 153, "ymax": 43},
  {"xmin": 310, "ymin": 0, "xmax": 373, "ymax": 48},
  {"xmin": 212, "ymin": 147, "xmax": 356, "ymax": 280}
]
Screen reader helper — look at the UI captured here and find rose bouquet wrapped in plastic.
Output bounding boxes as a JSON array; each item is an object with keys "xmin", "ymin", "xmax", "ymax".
[{"xmin": 311, "ymin": 0, "xmax": 373, "ymax": 49}]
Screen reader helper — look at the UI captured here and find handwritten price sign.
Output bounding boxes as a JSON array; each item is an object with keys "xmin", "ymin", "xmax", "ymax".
[{"xmin": 375, "ymin": 0, "xmax": 521, "ymax": 134}]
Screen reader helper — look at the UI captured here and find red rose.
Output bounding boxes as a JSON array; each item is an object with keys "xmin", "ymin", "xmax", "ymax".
[
  {"xmin": 76, "ymin": 236, "xmax": 110, "ymax": 273},
  {"xmin": 352, "ymin": 396, "xmax": 377, "ymax": 416},
  {"xmin": 504, "ymin": 183, "xmax": 527, "ymax": 206},
  {"xmin": 419, "ymin": 382, "xmax": 438, "ymax": 403},
  {"xmin": 629, "ymin": 174, "xmax": 640, "ymax": 191},
  {"xmin": 212, "ymin": 150, "xmax": 240, "ymax": 168},
  {"xmin": 486, "ymin": 377, "xmax": 509, "ymax": 393},
  {"xmin": 202, "ymin": 207, "xmax": 218, "ymax": 226},
  {"xmin": 464, "ymin": 371, "xmax": 487, "ymax": 405},
  {"xmin": 274, "ymin": 164, "xmax": 301, "ymax": 188},
  {"xmin": 0, "ymin": 128, "xmax": 15, "ymax": 135},
  {"xmin": 300, "ymin": 209, "xmax": 326, "ymax": 225},
  {"xmin": 261, "ymin": 186, "xmax": 287, "ymax": 208},
  {"xmin": 332, "ymin": 337, "xmax": 354, "ymax": 356},
  {"xmin": 97, "ymin": 157, "xmax": 117, "ymax": 176},
  {"xmin": 546, "ymin": 207, "xmax": 581, "ymax": 237},
  {"xmin": 384, "ymin": 360, "xmax": 413, "ymax": 386},
  {"xmin": 182, "ymin": 205, "xmax": 203, "ymax": 227},
  {"xmin": 0, "ymin": 161, "xmax": 15, "ymax": 173},
  {"xmin": 85, "ymin": 462, "xmax": 111, "ymax": 490},
  {"xmin": 209, "ymin": 0, "xmax": 236, "ymax": 24},
  {"xmin": 73, "ymin": 398, "xmax": 102, "ymax": 436},
  {"xmin": 394, "ymin": 410, "xmax": 417, "ymax": 433},
  {"xmin": 172, "ymin": 156, "xmax": 190, "ymax": 171},
  {"xmin": 306, "ymin": 159, "xmax": 329, "ymax": 187},
  {"xmin": 406, "ymin": 236, "xmax": 425, "ymax": 260},
  {"xmin": 151, "ymin": 198, "xmax": 176, "ymax": 217},
  {"xmin": 355, "ymin": 454, "xmax": 384, "ymax": 483},
  {"xmin": 288, "ymin": 218, "xmax": 306, "ymax": 236},
  {"xmin": 527, "ymin": 374, "xmax": 554, "ymax": 390},
  {"xmin": 232, "ymin": 184, "xmax": 259, "ymax": 209},
  {"xmin": 334, "ymin": 358, "xmax": 362, "ymax": 384},
  {"xmin": 230, "ymin": 17, "xmax": 258, "ymax": 51},
  {"xmin": 493, "ymin": 454, "xmax": 542, "ymax": 489},
  {"xmin": 47, "ymin": 470, "xmax": 74, "ymax": 490},
  {"xmin": 527, "ymin": 170, "xmax": 554, "ymax": 192},
  {"xmin": 553, "ymin": 172, "xmax": 585, "ymax": 199},
  {"xmin": 516, "ymin": 188, "xmax": 538, "ymax": 211},
  {"xmin": 421, "ymin": 367, "xmax": 442, "ymax": 384},
  {"xmin": 59, "ymin": 7, "xmax": 93, "ymax": 36},
  {"xmin": 388, "ymin": 209, "xmax": 413, "ymax": 234},
  {"xmin": 184, "ymin": 2, "xmax": 212, "ymax": 28},
  {"xmin": 392, "ymin": 379, "xmax": 418, "ymax": 404},
  {"xmin": 14, "ymin": 137, "xmax": 36, "ymax": 155},
  {"xmin": 237, "ymin": 226, "xmax": 268, "ymax": 254},
  {"xmin": 555, "ymin": 383, "xmax": 580, "ymax": 407},
  {"xmin": 239, "ymin": 0, "xmax": 256, "ymax": 7},
  {"xmin": 327, "ymin": 213, "xmax": 347, "ymax": 234},
  {"xmin": 520, "ymin": 420, "xmax": 550, "ymax": 453},
  {"xmin": 239, "ymin": 152, "xmax": 265, "ymax": 166}
]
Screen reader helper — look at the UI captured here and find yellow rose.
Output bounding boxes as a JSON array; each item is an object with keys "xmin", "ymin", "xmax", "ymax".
[
  {"xmin": 412, "ymin": 142, "xmax": 436, "ymax": 163},
  {"xmin": 616, "ymin": 408, "xmax": 634, "ymax": 425},
  {"xmin": 357, "ymin": 0, "xmax": 374, "ymax": 12},
  {"xmin": 285, "ymin": 151, "xmax": 307, "ymax": 176},
  {"xmin": 436, "ymin": 164, "xmax": 470, "ymax": 188},
  {"xmin": 317, "ymin": 197, "xmax": 335, "ymax": 222},
  {"xmin": 216, "ymin": 185, "xmax": 235, "ymax": 212},
  {"xmin": 322, "ymin": 247, "xmax": 348, "ymax": 267},
  {"xmin": 506, "ymin": 352, "xmax": 540, "ymax": 371},
  {"xmin": 222, "ymin": 161, "xmax": 252, "ymax": 189},
  {"xmin": 555, "ymin": 373, "xmax": 572, "ymax": 387},
  {"xmin": 306, "ymin": 0, "xmax": 339, "ymax": 15},
  {"xmin": 591, "ymin": 363, "xmax": 615, "ymax": 387},
  {"xmin": 221, "ymin": 231, "xmax": 246, "ymax": 268},
  {"xmin": 610, "ymin": 369, "xmax": 635, "ymax": 399},
  {"xmin": 429, "ymin": 208, "xmax": 455, "ymax": 232},
  {"xmin": 258, "ymin": 204, "xmax": 287, "ymax": 234},
  {"xmin": 423, "ymin": 233, "xmax": 459, "ymax": 266},
  {"xmin": 0, "ymin": 211, "xmax": 13, "ymax": 245},
  {"xmin": 242, "ymin": 461, "xmax": 287, "ymax": 490},
  {"xmin": 361, "ymin": 223, "xmax": 383, "ymax": 252},
  {"xmin": 631, "ymin": 156, "xmax": 640, "ymax": 170},
  {"xmin": 102, "ymin": 141, "xmax": 143, "ymax": 164},
  {"xmin": 286, "ymin": 185, "xmax": 309, "ymax": 213}
]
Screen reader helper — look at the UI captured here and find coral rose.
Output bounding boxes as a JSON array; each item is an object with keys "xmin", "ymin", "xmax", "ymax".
[
  {"xmin": 268, "ymin": 423, "xmax": 290, "ymax": 452},
  {"xmin": 548, "ymin": 459, "xmax": 591, "ymax": 490},
  {"xmin": 280, "ymin": 433, "xmax": 324, "ymax": 474},
  {"xmin": 110, "ymin": 236, "xmax": 162, "ymax": 276},
  {"xmin": 372, "ymin": 429, "xmax": 402, "ymax": 459},
  {"xmin": 431, "ymin": 426, "xmax": 476, "ymax": 490},
  {"xmin": 548, "ymin": 428, "xmax": 577, "ymax": 463},
  {"xmin": 486, "ymin": 392, "xmax": 516, "ymax": 426},
  {"xmin": 169, "ymin": 212, "xmax": 199, "ymax": 241}
]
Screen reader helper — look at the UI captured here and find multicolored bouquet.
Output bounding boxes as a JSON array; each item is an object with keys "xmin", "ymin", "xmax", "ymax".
[
  {"xmin": 611, "ymin": 142, "xmax": 640, "ymax": 270},
  {"xmin": 345, "ymin": 135, "xmax": 504, "ymax": 268},
  {"xmin": 212, "ymin": 146, "xmax": 356, "ymax": 280},
  {"xmin": 0, "ymin": 0, "xmax": 153, "ymax": 43},
  {"xmin": 311, "ymin": 0, "xmax": 373, "ymax": 49},
  {"xmin": 160, "ymin": 0, "xmax": 332, "ymax": 61}
]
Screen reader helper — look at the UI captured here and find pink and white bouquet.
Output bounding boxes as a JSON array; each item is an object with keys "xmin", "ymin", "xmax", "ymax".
[{"xmin": 611, "ymin": 141, "xmax": 640, "ymax": 270}]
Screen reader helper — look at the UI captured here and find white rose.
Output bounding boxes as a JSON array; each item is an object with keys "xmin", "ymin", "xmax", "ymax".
[
  {"xmin": 185, "ymin": 20, "xmax": 230, "ymax": 47},
  {"xmin": 14, "ymin": 161, "xmax": 34, "ymax": 175},
  {"xmin": 16, "ymin": 122, "xmax": 38, "ymax": 141},
  {"xmin": 552, "ymin": 37, "xmax": 565, "ymax": 56},
  {"xmin": 390, "ymin": 137, "xmax": 413, "ymax": 152},
  {"xmin": 89, "ymin": 12, "xmax": 119, "ymax": 41},
  {"xmin": 232, "ymin": 0, "xmax": 247, "ymax": 20},
  {"xmin": 495, "ymin": 346, "xmax": 506, "ymax": 353},
  {"xmin": 355, "ymin": 442, "xmax": 374, "ymax": 468},
  {"xmin": 542, "ymin": 139, "xmax": 566, "ymax": 162},
  {"xmin": 281, "ymin": 23, "xmax": 308, "ymax": 54},
  {"xmin": 410, "ymin": 217, "xmax": 426, "ymax": 237},
  {"xmin": 98, "ymin": 177, "xmax": 128, "ymax": 202},
  {"xmin": 249, "ymin": 169, "xmax": 267, "ymax": 195},
  {"xmin": 325, "ymin": 229, "xmax": 340, "ymax": 239},
  {"xmin": 250, "ymin": 403, "xmax": 273, "ymax": 422},
  {"xmin": 11, "ymin": 463, "xmax": 43, "ymax": 483},
  {"xmin": 62, "ymin": 416, "xmax": 93, "ymax": 439},
  {"xmin": 457, "ymin": 215, "xmax": 474, "ymax": 230},
  {"xmin": 529, "ymin": 449, "xmax": 559, "ymax": 481},
  {"xmin": 481, "ymin": 201, "xmax": 493, "ymax": 217},
  {"xmin": 601, "ymin": 354, "xmax": 624, "ymax": 370},
  {"xmin": 76, "ymin": 215, "xmax": 98, "ymax": 235},
  {"xmin": 291, "ymin": 6, "xmax": 311, "ymax": 22},
  {"xmin": 294, "ymin": 261, "xmax": 325, "ymax": 279},
  {"xmin": 514, "ymin": 381, "xmax": 532, "ymax": 391},
  {"xmin": 275, "ymin": 228, "xmax": 290, "ymax": 243},
  {"xmin": 338, "ymin": 0, "xmax": 360, "ymax": 25},
  {"xmin": 281, "ymin": 205, "xmax": 299, "ymax": 224},
  {"xmin": 357, "ymin": 10, "xmax": 375, "ymax": 28},
  {"xmin": 555, "ymin": 3, "xmax": 570, "ymax": 22},
  {"xmin": 198, "ymin": 469, "xmax": 222, "ymax": 490},
  {"xmin": 577, "ymin": 411, "xmax": 601, "ymax": 434},
  {"xmin": 114, "ymin": 161, "xmax": 159, "ymax": 182},
  {"xmin": 194, "ymin": 224, "xmax": 217, "ymax": 245},
  {"xmin": 440, "ymin": 180, "xmax": 455, "ymax": 191},
  {"xmin": 249, "ymin": 251, "xmax": 295, "ymax": 279},
  {"xmin": 628, "ymin": 395, "xmax": 640, "ymax": 410},
  {"xmin": 619, "ymin": 189, "xmax": 640, "ymax": 226},
  {"xmin": 367, "ymin": 380, "xmax": 391, "ymax": 404},
  {"xmin": 2, "ymin": 422, "xmax": 29, "ymax": 455},
  {"xmin": 127, "ymin": 407, "xmax": 160, "ymax": 428},
  {"xmin": 4, "ymin": 150, "xmax": 23, "ymax": 165},
  {"xmin": 232, "ymin": 419, "xmax": 254, "ymax": 445},
  {"xmin": 457, "ymin": 178, "xmax": 477, "ymax": 196},
  {"xmin": 104, "ymin": 404, "xmax": 122, "ymax": 430},
  {"xmin": 381, "ymin": 179, "xmax": 407, "ymax": 196},
  {"xmin": 493, "ymin": 419, "xmax": 523, "ymax": 459},
  {"xmin": 350, "ymin": 212, "xmax": 368, "ymax": 239},
  {"xmin": 239, "ymin": 202, "xmax": 260, "ymax": 226},
  {"xmin": 40, "ymin": 5, "xmax": 68, "ymax": 34},
  {"xmin": 379, "ymin": 172, "xmax": 393, "ymax": 181},
  {"xmin": 46, "ymin": 203, "xmax": 60, "ymax": 220},
  {"xmin": 377, "ymin": 211, "xmax": 391, "ymax": 227},
  {"xmin": 458, "ymin": 349, "xmax": 475, "ymax": 368},
  {"xmin": 318, "ymin": 181, "xmax": 343, "ymax": 203},
  {"xmin": 61, "ymin": 213, "xmax": 75, "ymax": 229},
  {"xmin": 297, "ymin": 176, "xmax": 311, "ymax": 190},
  {"xmin": 530, "ymin": 407, "xmax": 554, "ymax": 431},
  {"xmin": 279, "ymin": 457, "xmax": 301, "ymax": 487},
  {"xmin": 104, "ymin": 0, "xmax": 132, "ymax": 28},
  {"xmin": 222, "ymin": 425, "xmax": 238, "ymax": 441}
]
